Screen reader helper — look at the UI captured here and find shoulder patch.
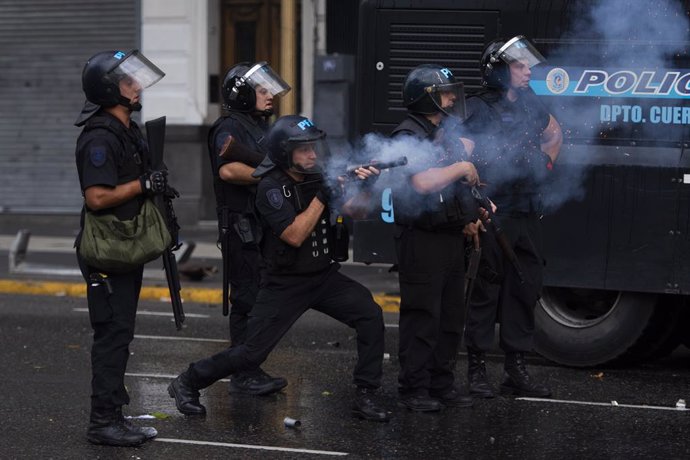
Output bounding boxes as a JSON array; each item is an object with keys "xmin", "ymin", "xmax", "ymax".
[
  {"xmin": 266, "ymin": 188, "xmax": 284, "ymax": 209},
  {"xmin": 89, "ymin": 146, "xmax": 107, "ymax": 167}
]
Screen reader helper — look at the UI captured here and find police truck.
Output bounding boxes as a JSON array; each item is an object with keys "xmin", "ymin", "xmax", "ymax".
[{"xmin": 352, "ymin": 0, "xmax": 690, "ymax": 367}]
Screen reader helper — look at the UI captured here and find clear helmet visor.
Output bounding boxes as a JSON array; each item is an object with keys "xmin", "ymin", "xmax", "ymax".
[
  {"xmin": 109, "ymin": 50, "xmax": 165, "ymax": 90},
  {"xmin": 430, "ymin": 81, "xmax": 466, "ymax": 120},
  {"xmin": 287, "ymin": 137, "xmax": 329, "ymax": 175},
  {"xmin": 244, "ymin": 62, "xmax": 291, "ymax": 97},
  {"xmin": 497, "ymin": 36, "xmax": 545, "ymax": 68}
]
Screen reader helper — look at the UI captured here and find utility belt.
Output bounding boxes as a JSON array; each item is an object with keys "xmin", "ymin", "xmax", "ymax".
[
  {"xmin": 397, "ymin": 214, "xmax": 466, "ymax": 233},
  {"xmin": 396, "ymin": 192, "xmax": 474, "ymax": 232},
  {"xmin": 218, "ymin": 206, "xmax": 260, "ymax": 244},
  {"xmin": 492, "ymin": 192, "xmax": 543, "ymax": 216}
]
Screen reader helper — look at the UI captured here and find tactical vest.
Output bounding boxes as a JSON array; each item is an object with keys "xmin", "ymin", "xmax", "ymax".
[
  {"xmin": 207, "ymin": 112, "xmax": 267, "ymax": 213},
  {"xmin": 260, "ymin": 170, "xmax": 333, "ymax": 275},
  {"xmin": 473, "ymin": 90, "xmax": 545, "ymax": 213},
  {"xmin": 82, "ymin": 114, "xmax": 149, "ymax": 171},
  {"xmin": 390, "ymin": 112, "xmax": 435, "ymax": 138},
  {"xmin": 79, "ymin": 115, "xmax": 148, "ymax": 219},
  {"xmin": 74, "ymin": 114, "xmax": 149, "ymax": 248},
  {"xmin": 391, "ymin": 114, "xmax": 477, "ymax": 231}
]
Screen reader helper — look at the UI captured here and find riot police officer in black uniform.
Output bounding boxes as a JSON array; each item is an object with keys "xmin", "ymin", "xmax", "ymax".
[
  {"xmin": 207, "ymin": 62, "xmax": 289, "ymax": 395},
  {"xmin": 463, "ymin": 36, "xmax": 562, "ymax": 398},
  {"xmin": 392, "ymin": 64, "xmax": 482, "ymax": 412},
  {"xmin": 74, "ymin": 50, "xmax": 166, "ymax": 446},
  {"xmin": 169, "ymin": 116, "xmax": 389, "ymax": 422}
]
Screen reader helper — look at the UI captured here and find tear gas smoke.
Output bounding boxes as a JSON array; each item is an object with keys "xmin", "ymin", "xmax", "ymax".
[{"xmin": 320, "ymin": 0, "xmax": 690, "ymax": 218}]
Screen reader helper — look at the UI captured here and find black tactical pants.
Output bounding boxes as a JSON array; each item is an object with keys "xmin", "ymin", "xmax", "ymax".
[
  {"xmin": 226, "ymin": 226, "xmax": 261, "ymax": 346},
  {"xmin": 187, "ymin": 264, "xmax": 385, "ymax": 389},
  {"xmin": 77, "ymin": 252, "xmax": 143, "ymax": 411},
  {"xmin": 465, "ymin": 213, "xmax": 544, "ymax": 353},
  {"xmin": 394, "ymin": 226, "xmax": 466, "ymax": 396}
]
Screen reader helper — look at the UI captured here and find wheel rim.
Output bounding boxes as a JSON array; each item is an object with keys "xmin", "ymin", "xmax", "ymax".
[{"xmin": 539, "ymin": 287, "xmax": 622, "ymax": 329}]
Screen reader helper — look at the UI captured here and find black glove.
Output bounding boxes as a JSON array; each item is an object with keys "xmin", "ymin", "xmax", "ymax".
[
  {"xmin": 139, "ymin": 170, "xmax": 167, "ymax": 195},
  {"xmin": 316, "ymin": 179, "xmax": 342, "ymax": 205}
]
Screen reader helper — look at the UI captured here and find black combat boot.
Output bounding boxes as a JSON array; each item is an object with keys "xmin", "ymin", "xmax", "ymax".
[
  {"xmin": 398, "ymin": 392, "xmax": 443, "ymax": 412},
  {"xmin": 115, "ymin": 407, "xmax": 158, "ymax": 440},
  {"xmin": 430, "ymin": 386, "xmax": 474, "ymax": 408},
  {"xmin": 351, "ymin": 387, "xmax": 390, "ymax": 422},
  {"xmin": 228, "ymin": 367, "xmax": 288, "ymax": 396},
  {"xmin": 468, "ymin": 349, "xmax": 495, "ymax": 399},
  {"xmin": 168, "ymin": 372, "xmax": 207, "ymax": 415},
  {"xmin": 501, "ymin": 352, "xmax": 552, "ymax": 397},
  {"xmin": 86, "ymin": 408, "xmax": 147, "ymax": 447}
]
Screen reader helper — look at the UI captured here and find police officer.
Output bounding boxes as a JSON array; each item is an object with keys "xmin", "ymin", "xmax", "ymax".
[
  {"xmin": 74, "ymin": 50, "xmax": 166, "ymax": 446},
  {"xmin": 463, "ymin": 36, "xmax": 562, "ymax": 398},
  {"xmin": 168, "ymin": 115, "xmax": 389, "ymax": 422},
  {"xmin": 392, "ymin": 64, "xmax": 481, "ymax": 412},
  {"xmin": 207, "ymin": 62, "xmax": 289, "ymax": 395}
]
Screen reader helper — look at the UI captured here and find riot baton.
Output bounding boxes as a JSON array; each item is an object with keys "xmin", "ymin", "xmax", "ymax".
[{"xmin": 145, "ymin": 116, "xmax": 185, "ymax": 330}]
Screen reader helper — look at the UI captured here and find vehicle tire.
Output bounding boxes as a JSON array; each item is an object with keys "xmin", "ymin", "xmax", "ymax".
[
  {"xmin": 534, "ymin": 288, "xmax": 659, "ymax": 367},
  {"xmin": 639, "ymin": 296, "xmax": 685, "ymax": 360}
]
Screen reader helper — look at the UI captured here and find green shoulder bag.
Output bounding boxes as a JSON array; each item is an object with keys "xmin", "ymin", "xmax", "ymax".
[{"xmin": 79, "ymin": 198, "xmax": 172, "ymax": 273}]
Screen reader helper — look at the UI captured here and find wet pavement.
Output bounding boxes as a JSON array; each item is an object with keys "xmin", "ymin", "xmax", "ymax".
[
  {"xmin": 1, "ymin": 221, "xmax": 689, "ymax": 458},
  {"xmin": 1, "ymin": 292, "xmax": 689, "ymax": 459}
]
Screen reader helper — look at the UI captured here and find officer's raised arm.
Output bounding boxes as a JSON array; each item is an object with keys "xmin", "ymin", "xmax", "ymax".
[
  {"xmin": 280, "ymin": 196, "xmax": 325, "ymax": 247},
  {"xmin": 410, "ymin": 160, "xmax": 479, "ymax": 193}
]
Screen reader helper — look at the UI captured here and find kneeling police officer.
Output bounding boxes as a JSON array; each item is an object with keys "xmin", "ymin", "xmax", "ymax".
[{"xmin": 169, "ymin": 115, "xmax": 389, "ymax": 422}]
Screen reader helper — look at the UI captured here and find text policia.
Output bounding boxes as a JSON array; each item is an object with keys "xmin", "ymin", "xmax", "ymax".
[{"xmin": 537, "ymin": 67, "xmax": 690, "ymax": 125}]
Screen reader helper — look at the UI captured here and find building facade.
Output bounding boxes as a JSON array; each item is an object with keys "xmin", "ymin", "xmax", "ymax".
[{"xmin": 0, "ymin": 0, "xmax": 346, "ymax": 225}]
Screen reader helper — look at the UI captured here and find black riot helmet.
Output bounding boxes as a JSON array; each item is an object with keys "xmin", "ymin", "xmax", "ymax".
[
  {"xmin": 76, "ymin": 50, "xmax": 164, "ymax": 126},
  {"xmin": 480, "ymin": 36, "xmax": 545, "ymax": 89},
  {"xmin": 263, "ymin": 115, "xmax": 328, "ymax": 175},
  {"xmin": 402, "ymin": 64, "xmax": 466, "ymax": 119},
  {"xmin": 221, "ymin": 61, "xmax": 291, "ymax": 115}
]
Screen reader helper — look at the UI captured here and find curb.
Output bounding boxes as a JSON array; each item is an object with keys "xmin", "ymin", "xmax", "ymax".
[{"xmin": 0, "ymin": 279, "xmax": 402, "ymax": 313}]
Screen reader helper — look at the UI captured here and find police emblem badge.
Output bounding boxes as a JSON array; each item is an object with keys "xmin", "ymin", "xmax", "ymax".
[
  {"xmin": 89, "ymin": 146, "xmax": 107, "ymax": 167},
  {"xmin": 267, "ymin": 188, "xmax": 284, "ymax": 209}
]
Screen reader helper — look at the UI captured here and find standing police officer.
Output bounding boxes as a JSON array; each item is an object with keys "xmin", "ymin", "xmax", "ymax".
[
  {"xmin": 74, "ymin": 50, "xmax": 166, "ymax": 446},
  {"xmin": 463, "ymin": 36, "xmax": 562, "ymax": 398},
  {"xmin": 207, "ymin": 62, "xmax": 289, "ymax": 395},
  {"xmin": 169, "ymin": 115, "xmax": 389, "ymax": 422},
  {"xmin": 392, "ymin": 64, "xmax": 482, "ymax": 412}
]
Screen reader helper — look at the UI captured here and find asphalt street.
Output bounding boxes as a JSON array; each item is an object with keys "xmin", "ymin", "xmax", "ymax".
[
  {"xmin": 1, "ymin": 292, "xmax": 689, "ymax": 459},
  {"xmin": 0, "ymin": 228, "xmax": 689, "ymax": 458}
]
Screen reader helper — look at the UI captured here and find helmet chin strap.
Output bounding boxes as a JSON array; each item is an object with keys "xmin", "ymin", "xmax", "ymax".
[
  {"xmin": 289, "ymin": 153, "xmax": 323, "ymax": 175},
  {"xmin": 118, "ymin": 95, "xmax": 142, "ymax": 112},
  {"xmin": 432, "ymin": 97, "xmax": 451, "ymax": 117},
  {"xmin": 255, "ymin": 108, "xmax": 273, "ymax": 117},
  {"xmin": 291, "ymin": 163, "xmax": 323, "ymax": 175}
]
